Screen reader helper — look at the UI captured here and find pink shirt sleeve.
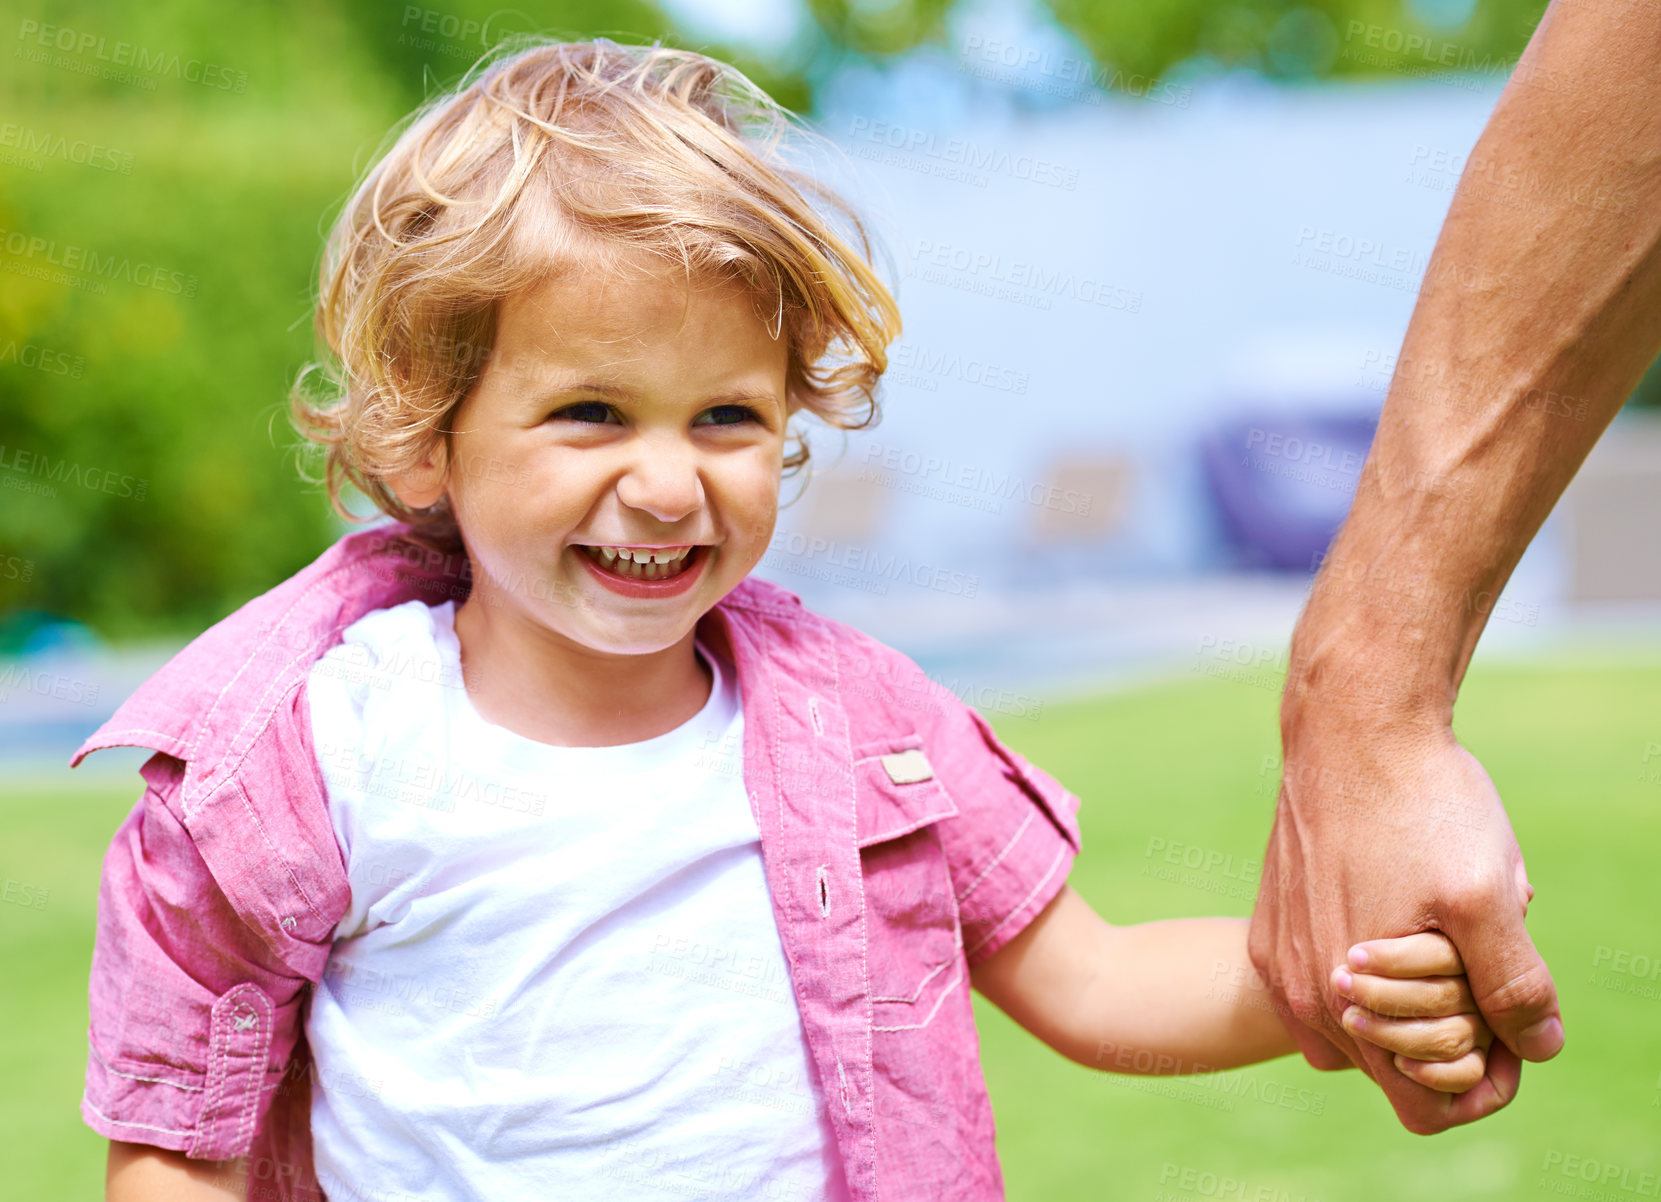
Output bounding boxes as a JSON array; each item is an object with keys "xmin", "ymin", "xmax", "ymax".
[
  {"xmin": 84, "ymin": 752, "xmax": 309, "ymax": 1159},
  {"xmin": 920, "ymin": 697, "xmax": 1085, "ymax": 969}
]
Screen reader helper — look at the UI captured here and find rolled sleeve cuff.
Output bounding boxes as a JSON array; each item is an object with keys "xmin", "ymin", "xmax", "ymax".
[
  {"xmin": 960, "ymin": 802, "xmax": 1078, "ymax": 969},
  {"xmin": 955, "ymin": 715, "xmax": 1084, "ymax": 969},
  {"xmin": 84, "ymin": 984, "xmax": 279, "ymax": 1159}
]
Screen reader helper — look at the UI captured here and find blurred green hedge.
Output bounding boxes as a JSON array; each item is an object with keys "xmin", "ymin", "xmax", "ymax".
[{"xmin": 0, "ymin": 0, "xmax": 802, "ymax": 641}]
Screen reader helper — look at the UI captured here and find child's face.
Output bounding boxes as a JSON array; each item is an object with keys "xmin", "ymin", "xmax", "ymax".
[{"xmin": 393, "ymin": 254, "xmax": 790, "ymax": 656}]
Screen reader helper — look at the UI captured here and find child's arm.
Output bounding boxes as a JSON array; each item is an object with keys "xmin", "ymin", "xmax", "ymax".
[
  {"xmin": 968, "ymin": 884, "xmax": 1296, "ymax": 1073},
  {"xmin": 107, "ymin": 1141, "xmax": 247, "ymax": 1200},
  {"xmin": 970, "ymin": 884, "xmax": 1487, "ymax": 1086}
]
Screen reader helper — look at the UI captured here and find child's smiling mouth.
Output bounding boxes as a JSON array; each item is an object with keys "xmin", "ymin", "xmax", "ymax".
[{"xmin": 577, "ymin": 544, "xmax": 699, "ymax": 583}]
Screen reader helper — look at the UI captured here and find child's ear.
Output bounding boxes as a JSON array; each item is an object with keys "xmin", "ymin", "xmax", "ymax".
[{"xmin": 386, "ymin": 438, "xmax": 449, "ymax": 510}]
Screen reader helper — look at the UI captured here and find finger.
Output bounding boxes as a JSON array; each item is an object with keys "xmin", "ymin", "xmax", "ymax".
[
  {"xmin": 1348, "ymin": 1027, "xmax": 1519, "ymax": 1134},
  {"xmin": 1347, "ymin": 931, "xmax": 1464, "ymax": 978},
  {"xmin": 1442, "ymin": 898, "xmax": 1564, "ymax": 1061},
  {"xmin": 1332, "ymin": 966, "xmax": 1476, "ymax": 1018},
  {"xmin": 1346, "ymin": 1030, "xmax": 1485, "ymax": 1134},
  {"xmin": 1438, "ymin": 1040, "xmax": 1523, "ymax": 1127},
  {"xmin": 1341, "ymin": 1006, "xmax": 1490, "ymax": 1062},
  {"xmin": 1395, "ymin": 1048, "xmax": 1488, "ymax": 1094}
]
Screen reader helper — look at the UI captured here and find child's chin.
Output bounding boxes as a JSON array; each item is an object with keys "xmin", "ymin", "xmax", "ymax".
[{"xmin": 575, "ymin": 616, "xmax": 699, "ymax": 659}]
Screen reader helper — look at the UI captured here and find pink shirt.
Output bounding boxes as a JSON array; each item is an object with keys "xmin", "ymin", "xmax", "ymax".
[{"xmin": 75, "ymin": 525, "xmax": 1083, "ymax": 1202}]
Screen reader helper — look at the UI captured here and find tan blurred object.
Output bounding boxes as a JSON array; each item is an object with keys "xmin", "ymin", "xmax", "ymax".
[
  {"xmin": 1560, "ymin": 411, "xmax": 1661, "ymax": 602},
  {"xmin": 796, "ymin": 466, "xmax": 892, "ymax": 543},
  {"xmin": 1028, "ymin": 453, "xmax": 1134, "ymax": 543}
]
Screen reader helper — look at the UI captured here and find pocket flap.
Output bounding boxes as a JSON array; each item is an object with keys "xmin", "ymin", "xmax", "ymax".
[{"xmin": 854, "ymin": 739, "xmax": 960, "ymax": 847}]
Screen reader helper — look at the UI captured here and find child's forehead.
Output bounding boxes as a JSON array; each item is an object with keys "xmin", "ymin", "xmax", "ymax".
[
  {"xmin": 494, "ymin": 264, "xmax": 771, "ymax": 353},
  {"xmin": 481, "ymin": 265, "xmax": 784, "ymax": 395},
  {"xmin": 507, "ymin": 242, "xmax": 754, "ymax": 305}
]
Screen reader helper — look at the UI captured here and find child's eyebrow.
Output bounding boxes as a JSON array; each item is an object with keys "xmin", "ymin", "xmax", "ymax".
[{"xmin": 538, "ymin": 379, "xmax": 781, "ymax": 408}]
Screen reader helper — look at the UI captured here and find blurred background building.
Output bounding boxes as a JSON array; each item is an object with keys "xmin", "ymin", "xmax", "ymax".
[{"xmin": 4, "ymin": 0, "xmax": 1659, "ymax": 770}]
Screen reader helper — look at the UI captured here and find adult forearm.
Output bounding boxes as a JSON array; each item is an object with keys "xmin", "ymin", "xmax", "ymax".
[{"xmin": 1289, "ymin": 0, "xmax": 1661, "ymax": 727}]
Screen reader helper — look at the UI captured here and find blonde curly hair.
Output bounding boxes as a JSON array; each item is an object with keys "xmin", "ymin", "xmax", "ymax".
[{"xmin": 292, "ymin": 37, "xmax": 902, "ymax": 552}]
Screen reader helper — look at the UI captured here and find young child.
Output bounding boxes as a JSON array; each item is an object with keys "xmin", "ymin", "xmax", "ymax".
[{"xmin": 83, "ymin": 40, "xmax": 1499, "ymax": 1202}]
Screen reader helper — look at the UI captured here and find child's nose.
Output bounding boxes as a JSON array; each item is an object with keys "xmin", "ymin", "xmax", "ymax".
[{"xmin": 615, "ymin": 445, "xmax": 705, "ymax": 523}]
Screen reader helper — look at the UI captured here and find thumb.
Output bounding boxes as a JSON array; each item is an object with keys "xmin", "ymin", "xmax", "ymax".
[{"xmin": 1442, "ymin": 897, "xmax": 1563, "ymax": 1063}]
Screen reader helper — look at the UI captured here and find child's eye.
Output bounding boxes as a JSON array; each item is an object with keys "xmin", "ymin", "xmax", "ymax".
[
  {"xmin": 695, "ymin": 404, "xmax": 761, "ymax": 427},
  {"xmin": 549, "ymin": 400, "xmax": 619, "ymax": 425}
]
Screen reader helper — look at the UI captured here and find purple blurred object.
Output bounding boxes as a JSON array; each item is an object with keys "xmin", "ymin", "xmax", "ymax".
[{"xmin": 1200, "ymin": 414, "xmax": 1378, "ymax": 571}]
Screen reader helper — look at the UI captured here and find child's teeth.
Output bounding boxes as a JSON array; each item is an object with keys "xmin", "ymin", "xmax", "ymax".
[
  {"xmin": 583, "ymin": 545, "xmax": 694, "ymax": 579},
  {"xmin": 609, "ymin": 546, "xmax": 689, "ymax": 564}
]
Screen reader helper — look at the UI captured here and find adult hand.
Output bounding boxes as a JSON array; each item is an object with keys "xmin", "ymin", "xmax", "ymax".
[
  {"xmin": 1249, "ymin": 705, "xmax": 1563, "ymax": 1133},
  {"xmin": 1243, "ymin": 0, "xmax": 1661, "ymax": 1140}
]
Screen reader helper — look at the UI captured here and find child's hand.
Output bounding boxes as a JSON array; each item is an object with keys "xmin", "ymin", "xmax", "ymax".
[{"xmin": 1330, "ymin": 931, "xmax": 1493, "ymax": 1094}]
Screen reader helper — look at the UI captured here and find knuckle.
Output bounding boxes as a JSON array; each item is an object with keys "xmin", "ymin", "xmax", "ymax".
[
  {"xmin": 1408, "ymin": 1028, "xmax": 1451, "ymax": 1062},
  {"xmin": 1441, "ymin": 874, "xmax": 1508, "ymax": 922},
  {"xmin": 1346, "ymin": 979, "xmax": 1381, "ymax": 1011},
  {"xmin": 1429, "ymin": 1025, "xmax": 1473, "ymax": 1060},
  {"xmin": 1476, "ymin": 965, "xmax": 1557, "ymax": 1022}
]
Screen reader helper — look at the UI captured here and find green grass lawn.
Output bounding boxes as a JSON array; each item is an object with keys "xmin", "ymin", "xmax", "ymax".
[
  {"xmin": 5, "ymin": 657, "xmax": 1658, "ymax": 1199},
  {"xmin": 977, "ymin": 657, "xmax": 1661, "ymax": 1202}
]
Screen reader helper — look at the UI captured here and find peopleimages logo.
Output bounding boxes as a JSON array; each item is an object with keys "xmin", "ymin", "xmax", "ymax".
[
  {"xmin": 0, "ymin": 339, "xmax": 85, "ymax": 378},
  {"xmin": 1293, "ymin": 226, "xmax": 1428, "ymax": 275},
  {"xmin": 958, "ymin": 35, "xmax": 1193, "ymax": 108},
  {"xmin": 1244, "ymin": 429, "xmax": 1366, "ymax": 474},
  {"xmin": 15, "ymin": 19, "xmax": 248, "ymax": 92},
  {"xmin": 906, "ymin": 239, "xmax": 1143, "ymax": 313},
  {"xmin": 764, "ymin": 531, "xmax": 979, "ymax": 598},
  {"xmin": 0, "ymin": 123, "xmax": 134, "ymax": 173},
  {"xmin": 0, "ymin": 444, "xmax": 147, "ymax": 499},
  {"xmin": 1539, "ymin": 1149, "xmax": 1661, "ymax": 1198},
  {"xmin": 889, "ymin": 340, "xmax": 1029, "ymax": 395},
  {"xmin": 0, "ymin": 228, "xmax": 198, "ymax": 297},
  {"xmin": 0, "ymin": 665, "xmax": 100, "ymax": 707},
  {"xmin": 847, "ymin": 116, "xmax": 1080, "ymax": 190},
  {"xmin": 860, "ymin": 442, "xmax": 1092, "ymax": 516}
]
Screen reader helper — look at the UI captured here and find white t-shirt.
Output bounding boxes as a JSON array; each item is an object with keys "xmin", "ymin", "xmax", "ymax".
[{"xmin": 303, "ymin": 600, "xmax": 848, "ymax": 1202}]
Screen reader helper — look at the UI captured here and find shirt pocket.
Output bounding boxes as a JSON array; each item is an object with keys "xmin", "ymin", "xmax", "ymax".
[{"xmin": 854, "ymin": 735, "xmax": 964, "ymax": 1033}]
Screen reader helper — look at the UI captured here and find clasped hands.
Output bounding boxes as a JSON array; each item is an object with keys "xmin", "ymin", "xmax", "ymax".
[{"xmin": 1251, "ymin": 724, "xmax": 1565, "ymax": 1133}]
